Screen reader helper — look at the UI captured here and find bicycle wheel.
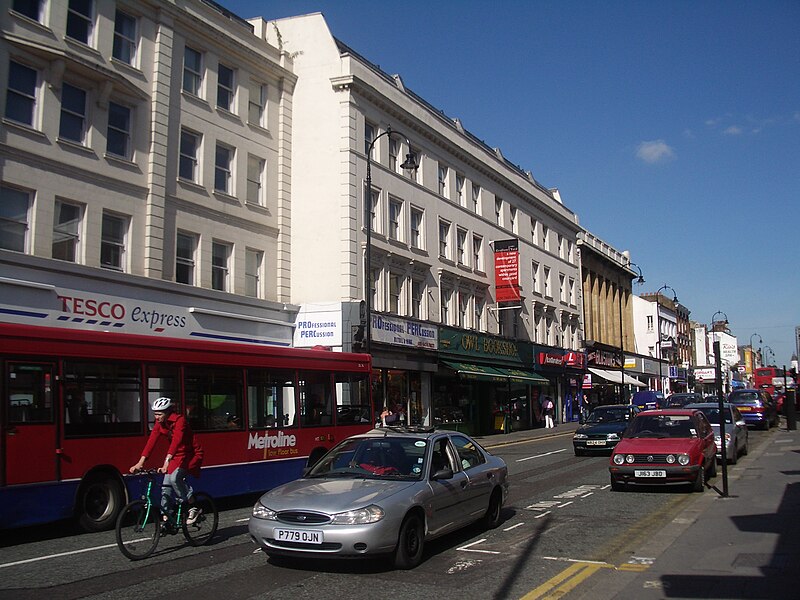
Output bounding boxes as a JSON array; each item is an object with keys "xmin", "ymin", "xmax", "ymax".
[
  {"xmin": 115, "ymin": 500, "xmax": 160, "ymax": 560},
  {"xmin": 182, "ymin": 492, "xmax": 218, "ymax": 546}
]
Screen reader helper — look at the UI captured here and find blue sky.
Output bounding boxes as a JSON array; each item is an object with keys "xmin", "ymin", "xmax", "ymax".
[{"xmin": 224, "ymin": 0, "xmax": 800, "ymax": 365}]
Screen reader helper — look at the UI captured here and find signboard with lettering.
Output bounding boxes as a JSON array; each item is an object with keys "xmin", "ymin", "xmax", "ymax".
[
  {"xmin": 293, "ymin": 303, "xmax": 342, "ymax": 348},
  {"xmin": 371, "ymin": 314, "xmax": 437, "ymax": 350},
  {"xmin": 494, "ymin": 239, "xmax": 521, "ymax": 303},
  {"xmin": 438, "ymin": 326, "xmax": 531, "ymax": 365}
]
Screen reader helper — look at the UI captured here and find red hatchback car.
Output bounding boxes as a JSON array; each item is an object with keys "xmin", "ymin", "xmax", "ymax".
[{"xmin": 609, "ymin": 409, "xmax": 717, "ymax": 492}]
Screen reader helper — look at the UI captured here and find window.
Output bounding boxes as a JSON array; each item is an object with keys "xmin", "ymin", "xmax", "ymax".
[
  {"xmin": 410, "ymin": 279, "xmax": 423, "ymax": 319},
  {"xmin": 364, "ymin": 121, "xmax": 375, "ymax": 157},
  {"xmin": 59, "ymin": 83, "xmax": 86, "ymax": 143},
  {"xmin": 543, "ymin": 267, "xmax": 551, "ymax": 298},
  {"xmin": 568, "ymin": 241, "xmax": 574, "ymax": 263},
  {"xmin": 471, "ymin": 184, "xmax": 480, "ymax": 213},
  {"xmin": 647, "ymin": 315, "xmax": 654, "ymax": 332},
  {"xmin": 531, "ymin": 217, "xmax": 538, "ymax": 245},
  {"xmin": 440, "ymin": 286, "xmax": 452, "ymax": 324},
  {"xmin": 246, "ymin": 154, "xmax": 265, "ymax": 205},
  {"xmin": 179, "ymin": 129, "xmax": 200, "ymax": 182},
  {"xmin": 113, "ymin": 10, "xmax": 137, "ymax": 65},
  {"xmin": 52, "ymin": 200, "xmax": 82, "ymax": 262},
  {"xmin": 438, "ymin": 220, "xmax": 450, "ymax": 259},
  {"xmin": 217, "ymin": 64, "xmax": 235, "ymax": 112},
  {"xmin": 457, "ymin": 292, "xmax": 468, "ymax": 327},
  {"xmin": 407, "ymin": 145, "xmax": 419, "ymax": 182},
  {"xmin": 389, "ymin": 138, "xmax": 398, "ymax": 172},
  {"xmin": 245, "ymin": 248, "xmax": 263, "ymax": 298},
  {"xmin": 184, "ymin": 367, "xmax": 243, "ymax": 432},
  {"xmin": 106, "ymin": 102, "xmax": 131, "ymax": 159},
  {"xmin": 12, "ymin": 0, "xmax": 42, "ymax": 21},
  {"xmin": 183, "ymin": 46, "xmax": 202, "ymax": 96},
  {"xmin": 389, "ymin": 273, "xmax": 401, "ymax": 314},
  {"xmin": 510, "ymin": 206, "xmax": 517, "ymax": 233},
  {"xmin": 5, "ymin": 61, "xmax": 38, "ymax": 126},
  {"xmin": 472, "ymin": 234, "xmax": 483, "ymax": 271},
  {"xmin": 532, "ymin": 261, "xmax": 540, "ymax": 294},
  {"xmin": 388, "ymin": 198, "xmax": 402, "ymax": 241},
  {"xmin": 0, "ymin": 185, "xmax": 30, "ymax": 252},
  {"xmin": 456, "ymin": 173, "xmax": 465, "ymax": 206},
  {"xmin": 175, "ymin": 232, "xmax": 195, "ymax": 284},
  {"xmin": 452, "ymin": 435, "xmax": 486, "ymax": 469},
  {"xmin": 495, "ymin": 197, "xmax": 503, "ymax": 226},
  {"xmin": 211, "ymin": 241, "xmax": 230, "ymax": 291},
  {"xmin": 66, "ymin": 0, "xmax": 93, "ymax": 45},
  {"xmin": 438, "ymin": 164, "xmax": 448, "ymax": 197},
  {"xmin": 559, "ymin": 273, "xmax": 566, "ymax": 303},
  {"xmin": 370, "ymin": 267, "xmax": 380, "ymax": 311},
  {"xmin": 558, "ymin": 234, "xmax": 564, "ymax": 259},
  {"xmin": 542, "ymin": 225, "xmax": 549, "ymax": 251},
  {"xmin": 410, "ymin": 207, "xmax": 423, "ymax": 249},
  {"xmin": 100, "ymin": 212, "xmax": 126, "ymax": 271},
  {"xmin": 456, "ymin": 227, "xmax": 467, "ymax": 265},
  {"xmin": 569, "ymin": 278, "xmax": 576, "ymax": 305},
  {"xmin": 214, "ymin": 144, "xmax": 234, "ymax": 194},
  {"xmin": 248, "ymin": 81, "xmax": 267, "ymax": 127},
  {"xmin": 474, "ymin": 296, "xmax": 484, "ymax": 331},
  {"xmin": 368, "ymin": 187, "xmax": 380, "ymax": 234}
]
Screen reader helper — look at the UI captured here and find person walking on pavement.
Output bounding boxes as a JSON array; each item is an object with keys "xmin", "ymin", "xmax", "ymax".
[{"xmin": 544, "ymin": 396, "xmax": 555, "ymax": 429}]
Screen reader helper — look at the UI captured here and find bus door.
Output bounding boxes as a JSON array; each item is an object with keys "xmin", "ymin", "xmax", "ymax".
[{"xmin": 3, "ymin": 363, "xmax": 57, "ymax": 485}]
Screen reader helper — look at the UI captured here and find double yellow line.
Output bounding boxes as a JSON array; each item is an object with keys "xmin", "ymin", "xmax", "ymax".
[{"xmin": 520, "ymin": 559, "xmax": 647, "ymax": 599}]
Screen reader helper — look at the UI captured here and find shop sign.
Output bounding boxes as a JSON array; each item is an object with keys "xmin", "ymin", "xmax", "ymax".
[
  {"xmin": 582, "ymin": 374, "xmax": 592, "ymax": 389},
  {"xmin": 565, "ymin": 351, "xmax": 586, "ymax": 369},
  {"xmin": 493, "ymin": 239, "xmax": 521, "ymax": 303},
  {"xmin": 695, "ymin": 367, "xmax": 717, "ymax": 383},
  {"xmin": 538, "ymin": 352, "xmax": 564, "ymax": 368},
  {"xmin": 438, "ymin": 327, "xmax": 531, "ymax": 364},
  {"xmin": 587, "ymin": 348, "xmax": 622, "ymax": 368},
  {"xmin": 372, "ymin": 314, "xmax": 437, "ymax": 350},
  {"xmin": 293, "ymin": 303, "xmax": 342, "ymax": 347}
]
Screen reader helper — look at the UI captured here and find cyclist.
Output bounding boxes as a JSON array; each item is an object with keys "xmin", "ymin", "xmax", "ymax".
[{"xmin": 130, "ymin": 397, "xmax": 204, "ymax": 524}]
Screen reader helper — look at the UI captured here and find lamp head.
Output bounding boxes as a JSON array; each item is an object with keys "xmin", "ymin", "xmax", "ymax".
[{"xmin": 400, "ymin": 152, "xmax": 418, "ymax": 173}]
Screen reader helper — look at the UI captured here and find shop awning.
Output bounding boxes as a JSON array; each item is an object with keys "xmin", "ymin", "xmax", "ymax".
[
  {"xmin": 589, "ymin": 368, "xmax": 646, "ymax": 387},
  {"xmin": 442, "ymin": 362, "xmax": 549, "ymax": 384},
  {"xmin": 494, "ymin": 366, "xmax": 550, "ymax": 384},
  {"xmin": 442, "ymin": 361, "xmax": 507, "ymax": 382}
]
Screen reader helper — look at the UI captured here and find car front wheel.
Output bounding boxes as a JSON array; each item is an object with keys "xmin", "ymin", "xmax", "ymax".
[
  {"xmin": 393, "ymin": 513, "xmax": 424, "ymax": 570},
  {"xmin": 693, "ymin": 466, "xmax": 705, "ymax": 492}
]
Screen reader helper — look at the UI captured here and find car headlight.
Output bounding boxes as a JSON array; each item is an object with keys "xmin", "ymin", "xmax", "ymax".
[
  {"xmin": 574, "ymin": 433, "xmax": 588, "ymax": 440},
  {"xmin": 666, "ymin": 454, "xmax": 676, "ymax": 464},
  {"xmin": 613, "ymin": 454, "xmax": 624, "ymax": 465},
  {"xmin": 606, "ymin": 433, "xmax": 619, "ymax": 441},
  {"xmin": 677, "ymin": 454, "xmax": 690, "ymax": 466},
  {"xmin": 330, "ymin": 504, "xmax": 385, "ymax": 525},
  {"xmin": 625, "ymin": 454, "xmax": 635, "ymax": 464},
  {"xmin": 252, "ymin": 501, "xmax": 277, "ymax": 521}
]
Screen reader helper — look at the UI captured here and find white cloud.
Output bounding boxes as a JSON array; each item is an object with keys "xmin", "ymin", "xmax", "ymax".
[
  {"xmin": 636, "ymin": 140, "xmax": 675, "ymax": 164},
  {"xmin": 723, "ymin": 125, "xmax": 743, "ymax": 135},
  {"xmin": 682, "ymin": 128, "xmax": 695, "ymax": 139}
]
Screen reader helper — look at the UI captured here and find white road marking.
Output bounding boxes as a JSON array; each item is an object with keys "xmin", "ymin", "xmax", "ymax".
[
  {"xmin": 0, "ymin": 541, "xmax": 130, "ymax": 569},
  {"xmin": 516, "ymin": 449, "xmax": 567, "ymax": 462},
  {"xmin": 542, "ymin": 556, "xmax": 612, "ymax": 566},
  {"xmin": 447, "ymin": 559, "xmax": 482, "ymax": 573},
  {"xmin": 534, "ymin": 511, "xmax": 552, "ymax": 519},
  {"xmin": 457, "ymin": 539, "xmax": 501, "ymax": 554},
  {"xmin": 503, "ymin": 522, "xmax": 525, "ymax": 531},
  {"xmin": 581, "ymin": 492, "xmax": 594, "ymax": 498},
  {"xmin": 557, "ymin": 501, "xmax": 574, "ymax": 508}
]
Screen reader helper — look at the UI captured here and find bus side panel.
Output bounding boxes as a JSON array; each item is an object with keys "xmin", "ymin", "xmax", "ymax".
[
  {"xmin": 192, "ymin": 458, "xmax": 307, "ymax": 499},
  {"xmin": 0, "ymin": 481, "xmax": 79, "ymax": 529},
  {"xmin": 59, "ymin": 436, "xmax": 147, "ymax": 481}
]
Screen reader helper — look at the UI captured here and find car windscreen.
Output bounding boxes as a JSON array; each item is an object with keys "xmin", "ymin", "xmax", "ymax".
[
  {"xmin": 625, "ymin": 414, "xmax": 695, "ymax": 438},
  {"xmin": 307, "ymin": 436, "xmax": 426, "ymax": 480},
  {"xmin": 586, "ymin": 408, "xmax": 627, "ymax": 423},
  {"xmin": 729, "ymin": 392, "xmax": 760, "ymax": 405},
  {"xmin": 693, "ymin": 407, "xmax": 732, "ymax": 424}
]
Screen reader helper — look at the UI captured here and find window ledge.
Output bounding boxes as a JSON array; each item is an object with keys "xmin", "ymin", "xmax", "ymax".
[
  {"xmin": 2, "ymin": 118, "xmax": 46, "ymax": 139},
  {"xmin": 57, "ymin": 138, "xmax": 96, "ymax": 156},
  {"xmin": 244, "ymin": 201, "xmax": 269, "ymax": 214},
  {"xmin": 212, "ymin": 190, "xmax": 240, "ymax": 204},
  {"xmin": 104, "ymin": 153, "xmax": 141, "ymax": 172}
]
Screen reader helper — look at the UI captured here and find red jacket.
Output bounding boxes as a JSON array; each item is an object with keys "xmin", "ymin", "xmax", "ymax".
[{"xmin": 142, "ymin": 413, "xmax": 203, "ymax": 477}]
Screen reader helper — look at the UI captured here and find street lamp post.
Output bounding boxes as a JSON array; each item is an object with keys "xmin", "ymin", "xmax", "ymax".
[
  {"xmin": 655, "ymin": 284, "xmax": 678, "ymax": 393},
  {"xmin": 764, "ymin": 345, "xmax": 774, "ymax": 366},
  {"xmin": 364, "ymin": 126, "xmax": 418, "ymax": 355},
  {"xmin": 711, "ymin": 310, "xmax": 729, "ymax": 392},
  {"xmin": 619, "ymin": 262, "xmax": 644, "ymax": 403},
  {"xmin": 749, "ymin": 333, "xmax": 763, "ymax": 379}
]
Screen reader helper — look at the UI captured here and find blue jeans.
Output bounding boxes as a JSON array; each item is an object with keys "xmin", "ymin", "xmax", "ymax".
[{"xmin": 161, "ymin": 468, "xmax": 194, "ymax": 515}]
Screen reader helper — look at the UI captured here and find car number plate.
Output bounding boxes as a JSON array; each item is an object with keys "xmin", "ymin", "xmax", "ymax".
[
  {"xmin": 634, "ymin": 469, "xmax": 666, "ymax": 478},
  {"xmin": 586, "ymin": 440, "xmax": 606, "ymax": 446},
  {"xmin": 275, "ymin": 528, "xmax": 324, "ymax": 544}
]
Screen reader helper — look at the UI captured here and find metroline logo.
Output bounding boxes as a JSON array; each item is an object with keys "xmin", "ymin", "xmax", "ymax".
[{"xmin": 247, "ymin": 431, "xmax": 297, "ymax": 450}]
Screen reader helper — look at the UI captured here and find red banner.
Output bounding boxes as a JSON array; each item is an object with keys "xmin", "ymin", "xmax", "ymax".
[{"xmin": 494, "ymin": 239, "xmax": 520, "ymax": 303}]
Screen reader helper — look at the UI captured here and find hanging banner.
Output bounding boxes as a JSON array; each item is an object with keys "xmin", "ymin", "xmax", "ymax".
[{"xmin": 494, "ymin": 238, "xmax": 520, "ymax": 303}]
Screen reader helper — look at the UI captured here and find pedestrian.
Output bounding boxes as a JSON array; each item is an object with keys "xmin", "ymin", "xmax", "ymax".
[{"xmin": 544, "ymin": 396, "xmax": 555, "ymax": 429}]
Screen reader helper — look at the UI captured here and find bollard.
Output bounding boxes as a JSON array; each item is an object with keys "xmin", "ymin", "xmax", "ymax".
[{"xmin": 786, "ymin": 389, "xmax": 797, "ymax": 431}]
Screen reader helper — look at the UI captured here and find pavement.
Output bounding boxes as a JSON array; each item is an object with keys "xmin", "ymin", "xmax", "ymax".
[{"xmin": 475, "ymin": 419, "xmax": 800, "ymax": 599}]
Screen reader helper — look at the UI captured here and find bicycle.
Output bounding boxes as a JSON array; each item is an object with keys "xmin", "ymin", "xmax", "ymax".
[{"xmin": 115, "ymin": 468, "xmax": 218, "ymax": 560}]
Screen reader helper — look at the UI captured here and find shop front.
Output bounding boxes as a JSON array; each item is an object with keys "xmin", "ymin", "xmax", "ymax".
[
  {"xmin": 534, "ymin": 347, "xmax": 587, "ymax": 423},
  {"xmin": 436, "ymin": 328, "xmax": 547, "ymax": 435},
  {"xmin": 583, "ymin": 343, "xmax": 625, "ymax": 408}
]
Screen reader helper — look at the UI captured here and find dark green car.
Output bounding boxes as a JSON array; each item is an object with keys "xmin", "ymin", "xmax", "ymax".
[{"xmin": 573, "ymin": 404, "xmax": 640, "ymax": 455}]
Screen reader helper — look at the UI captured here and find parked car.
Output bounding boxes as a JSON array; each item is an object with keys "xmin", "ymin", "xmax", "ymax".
[
  {"xmin": 632, "ymin": 390, "xmax": 665, "ymax": 411},
  {"xmin": 661, "ymin": 392, "xmax": 704, "ymax": 409},
  {"xmin": 727, "ymin": 389, "xmax": 779, "ymax": 430},
  {"xmin": 573, "ymin": 404, "xmax": 640, "ymax": 455},
  {"xmin": 248, "ymin": 426, "xmax": 508, "ymax": 569},
  {"xmin": 685, "ymin": 402, "xmax": 749, "ymax": 464},
  {"xmin": 609, "ymin": 409, "xmax": 717, "ymax": 492}
]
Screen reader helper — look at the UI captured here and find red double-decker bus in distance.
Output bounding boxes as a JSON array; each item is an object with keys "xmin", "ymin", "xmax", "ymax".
[
  {"xmin": 754, "ymin": 366, "xmax": 787, "ymax": 396},
  {"xmin": 0, "ymin": 323, "xmax": 372, "ymax": 532}
]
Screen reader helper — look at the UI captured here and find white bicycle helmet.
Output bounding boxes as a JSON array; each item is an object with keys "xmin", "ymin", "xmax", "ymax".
[{"xmin": 151, "ymin": 397, "xmax": 174, "ymax": 412}]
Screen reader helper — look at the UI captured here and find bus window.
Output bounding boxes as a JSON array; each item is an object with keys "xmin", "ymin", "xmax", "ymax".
[
  {"xmin": 247, "ymin": 369, "xmax": 296, "ymax": 429},
  {"xmin": 8, "ymin": 364, "xmax": 53, "ymax": 423},
  {"xmin": 146, "ymin": 365, "xmax": 180, "ymax": 424},
  {"xmin": 335, "ymin": 372, "xmax": 371, "ymax": 425},
  {"xmin": 184, "ymin": 367, "xmax": 243, "ymax": 431},
  {"xmin": 299, "ymin": 371, "xmax": 332, "ymax": 427},
  {"xmin": 63, "ymin": 362, "xmax": 141, "ymax": 436}
]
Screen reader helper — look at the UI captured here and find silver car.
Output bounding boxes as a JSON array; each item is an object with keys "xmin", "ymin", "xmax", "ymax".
[
  {"xmin": 248, "ymin": 427, "xmax": 509, "ymax": 569},
  {"xmin": 685, "ymin": 402, "xmax": 749, "ymax": 464}
]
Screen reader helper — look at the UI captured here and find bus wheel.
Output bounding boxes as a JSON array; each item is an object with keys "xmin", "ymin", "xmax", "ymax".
[{"xmin": 78, "ymin": 475, "xmax": 125, "ymax": 532}]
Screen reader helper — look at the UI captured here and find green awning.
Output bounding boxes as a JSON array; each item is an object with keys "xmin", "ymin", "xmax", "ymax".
[
  {"xmin": 442, "ymin": 361, "xmax": 549, "ymax": 385},
  {"xmin": 442, "ymin": 361, "xmax": 507, "ymax": 382},
  {"xmin": 494, "ymin": 366, "xmax": 550, "ymax": 384}
]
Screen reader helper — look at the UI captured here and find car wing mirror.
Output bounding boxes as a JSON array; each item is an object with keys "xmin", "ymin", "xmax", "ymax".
[
  {"xmin": 736, "ymin": 420, "xmax": 746, "ymax": 427},
  {"xmin": 431, "ymin": 466, "xmax": 454, "ymax": 480}
]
